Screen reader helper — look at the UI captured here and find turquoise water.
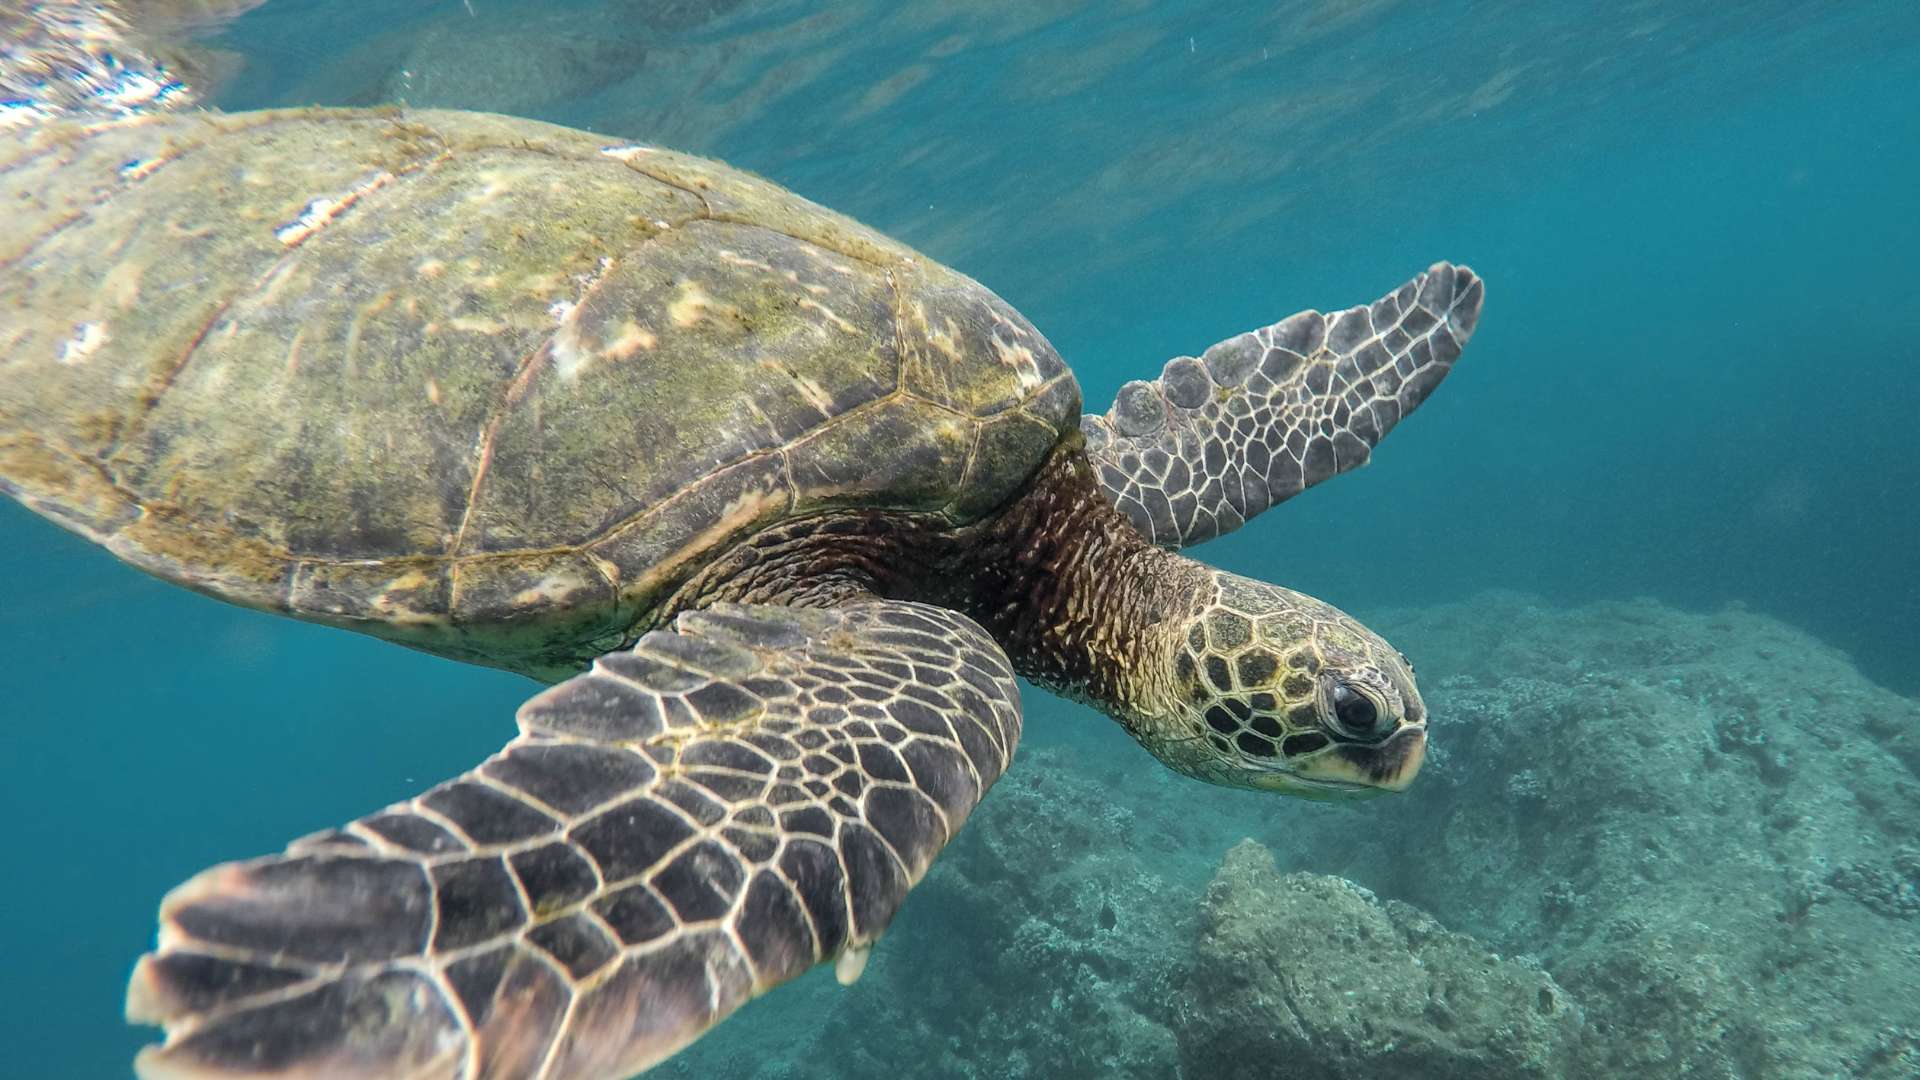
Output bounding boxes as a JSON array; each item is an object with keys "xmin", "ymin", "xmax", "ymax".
[{"xmin": 3, "ymin": 2, "xmax": 1918, "ymax": 1076}]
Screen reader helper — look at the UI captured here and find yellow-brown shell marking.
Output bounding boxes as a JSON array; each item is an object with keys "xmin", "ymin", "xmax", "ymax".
[{"xmin": 0, "ymin": 108, "xmax": 1080, "ymax": 679}]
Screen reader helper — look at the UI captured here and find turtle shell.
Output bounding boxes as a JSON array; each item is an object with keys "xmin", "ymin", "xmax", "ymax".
[{"xmin": 0, "ymin": 108, "xmax": 1079, "ymax": 678}]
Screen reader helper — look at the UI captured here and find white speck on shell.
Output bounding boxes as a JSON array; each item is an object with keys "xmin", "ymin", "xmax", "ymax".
[
  {"xmin": 990, "ymin": 331, "xmax": 1044, "ymax": 390},
  {"xmin": 0, "ymin": 101, "xmax": 50, "ymax": 129},
  {"xmin": 118, "ymin": 156, "xmax": 167, "ymax": 182},
  {"xmin": 57, "ymin": 322, "xmax": 108, "ymax": 365},
  {"xmin": 669, "ymin": 280, "xmax": 722, "ymax": 328},
  {"xmin": 550, "ymin": 258, "xmax": 619, "ymax": 381},
  {"xmin": 799, "ymin": 297, "xmax": 857, "ymax": 335},
  {"xmin": 274, "ymin": 171, "xmax": 395, "ymax": 247},
  {"xmin": 718, "ymin": 250, "xmax": 775, "ymax": 273},
  {"xmin": 465, "ymin": 171, "xmax": 511, "ymax": 204}
]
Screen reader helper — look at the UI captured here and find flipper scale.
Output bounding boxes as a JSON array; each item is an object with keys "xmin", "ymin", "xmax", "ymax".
[
  {"xmin": 1085, "ymin": 263, "xmax": 1484, "ymax": 548},
  {"xmin": 128, "ymin": 600, "xmax": 1022, "ymax": 1080}
]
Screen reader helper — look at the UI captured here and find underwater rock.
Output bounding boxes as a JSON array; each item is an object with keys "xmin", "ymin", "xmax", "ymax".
[
  {"xmin": 1177, "ymin": 841, "xmax": 1583, "ymax": 1080},
  {"xmin": 806, "ymin": 746, "xmax": 1189, "ymax": 1080},
  {"xmin": 1290, "ymin": 593, "xmax": 1920, "ymax": 1078},
  {"xmin": 653, "ymin": 742, "xmax": 1195, "ymax": 1080}
]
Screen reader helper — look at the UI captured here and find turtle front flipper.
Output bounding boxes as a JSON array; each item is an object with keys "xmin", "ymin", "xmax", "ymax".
[
  {"xmin": 127, "ymin": 600, "xmax": 1022, "ymax": 1080},
  {"xmin": 1082, "ymin": 263, "xmax": 1483, "ymax": 548}
]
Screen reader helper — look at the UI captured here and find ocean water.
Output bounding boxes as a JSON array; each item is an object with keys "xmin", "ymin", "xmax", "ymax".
[{"xmin": 2, "ymin": 2, "xmax": 1917, "ymax": 1077}]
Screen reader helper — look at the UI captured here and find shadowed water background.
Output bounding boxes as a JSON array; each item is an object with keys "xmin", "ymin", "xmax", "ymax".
[{"xmin": 2, "ymin": 2, "xmax": 1917, "ymax": 1076}]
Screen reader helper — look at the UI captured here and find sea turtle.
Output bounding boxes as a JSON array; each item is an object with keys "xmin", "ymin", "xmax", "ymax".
[{"xmin": 0, "ymin": 5, "xmax": 1483, "ymax": 1078}]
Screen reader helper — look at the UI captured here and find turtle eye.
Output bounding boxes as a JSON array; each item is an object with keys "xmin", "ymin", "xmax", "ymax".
[{"xmin": 1330, "ymin": 681, "xmax": 1385, "ymax": 740}]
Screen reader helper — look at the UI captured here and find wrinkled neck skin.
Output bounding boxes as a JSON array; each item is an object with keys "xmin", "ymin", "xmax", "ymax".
[
  {"xmin": 671, "ymin": 440, "xmax": 1209, "ymax": 751},
  {"xmin": 925, "ymin": 445, "xmax": 1206, "ymax": 732}
]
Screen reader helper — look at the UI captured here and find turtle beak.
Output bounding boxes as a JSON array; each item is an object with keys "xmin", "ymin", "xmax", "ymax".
[
  {"xmin": 1251, "ymin": 725, "xmax": 1426, "ymax": 800},
  {"xmin": 1370, "ymin": 726, "xmax": 1426, "ymax": 792},
  {"xmin": 1315, "ymin": 725, "xmax": 1427, "ymax": 794}
]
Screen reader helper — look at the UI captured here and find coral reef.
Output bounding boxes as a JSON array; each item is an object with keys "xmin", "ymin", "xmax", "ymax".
[
  {"xmin": 657, "ymin": 593, "xmax": 1919, "ymax": 1078},
  {"xmin": 1295, "ymin": 594, "xmax": 1920, "ymax": 1078},
  {"xmin": 1177, "ymin": 841, "xmax": 1582, "ymax": 1079},
  {"xmin": 656, "ymin": 740, "xmax": 1196, "ymax": 1080}
]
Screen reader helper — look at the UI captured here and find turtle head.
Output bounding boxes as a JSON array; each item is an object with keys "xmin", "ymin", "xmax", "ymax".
[{"xmin": 1148, "ymin": 570, "xmax": 1427, "ymax": 800}]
